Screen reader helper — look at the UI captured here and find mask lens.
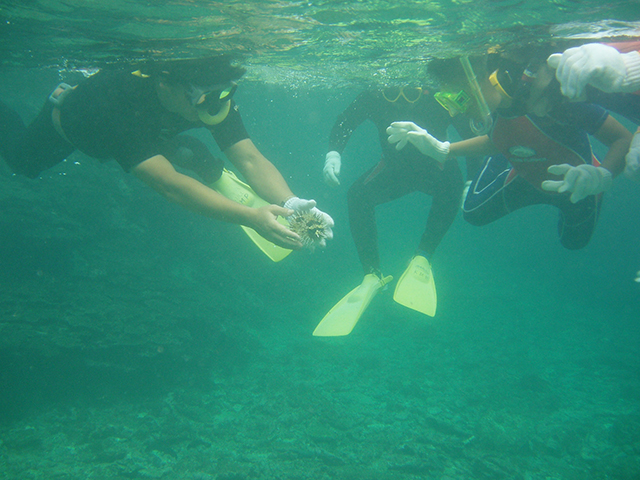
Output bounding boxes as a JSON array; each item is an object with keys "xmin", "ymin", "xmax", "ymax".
[
  {"xmin": 402, "ymin": 87, "xmax": 423, "ymax": 103},
  {"xmin": 196, "ymin": 82, "xmax": 238, "ymax": 115},
  {"xmin": 383, "ymin": 86, "xmax": 423, "ymax": 103},
  {"xmin": 434, "ymin": 90, "xmax": 471, "ymax": 116},
  {"xmin": 382, "ymin": 87, "xmax": 402, "ymax": 102},
  {"xmin": 218, "ymin": 82, "xmax": 237, "ymax": 102}
]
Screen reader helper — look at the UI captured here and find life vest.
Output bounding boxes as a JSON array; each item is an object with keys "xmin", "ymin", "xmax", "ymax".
[{"xmin": 491, "ymin": 115, "xmax": 596, "ymax": 190}]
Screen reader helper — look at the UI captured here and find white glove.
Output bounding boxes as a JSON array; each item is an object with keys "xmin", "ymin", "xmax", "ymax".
[
  {"xmin": 386, "ymin": 121, "xmax": 450, "ymax": 164},
  {"xmin": 283, "ymin": 197, "xmax": 334, "ymax": 248},
  {"xmin": 624, "ymin": 131, "xmax": 640, "ymax": 183},
  {"xmin": 547, "ymin": 43, "xmax": 640, "ymax": 99},
  {"xmin": 323, "ymin": 151, "xmax": 341, "ymax": 186},
  {"xmin": 541, "ymin": 163, "xmax": 613, "ymax": 203}
]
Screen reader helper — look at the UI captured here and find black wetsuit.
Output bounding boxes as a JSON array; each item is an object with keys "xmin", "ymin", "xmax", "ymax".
[
  {"xmin": 0, "ymin": 67, "xmax": 249, "ymax": 179},
  {"xmin": 328, "ymin": 89, "xmax": 473, "ymax": 274}
]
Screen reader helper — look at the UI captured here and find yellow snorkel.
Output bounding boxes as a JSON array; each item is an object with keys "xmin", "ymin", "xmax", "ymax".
[
  {"xmin": 460, "ymin": 56, "xmax": 493, "ymax": 135},
  {"xmin": 198, "ymin": 99, "xmax": 231, "ymax": 125},
  {"xmin": 191, "ymin": 81, "xmax": 237, "ymax": 126}
]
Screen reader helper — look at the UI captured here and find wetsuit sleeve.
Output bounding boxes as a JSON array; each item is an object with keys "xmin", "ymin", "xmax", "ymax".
[
  {"xmin": 328, "ymin": 91, "xmax": 376, "ymax": 153},
  {"xmin": 208, "ymin": 101, "xmax": 250, "ymax": 152},
  {"xmin": 553, "ymin": 102, "xmax": 609, "ymax": 135}
]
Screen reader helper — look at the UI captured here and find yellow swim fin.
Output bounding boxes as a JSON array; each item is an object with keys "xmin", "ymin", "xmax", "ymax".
[
  {"xmin": 313, "ymin": 273, "xmax": 393, "ymax": 336},
  {"xmin": 393, "ymin": 255, "xmax": 437, "ymax": 316},
  {"xmin": 210, "ymin": 170, "xmax": 292, "ymax": 262}
]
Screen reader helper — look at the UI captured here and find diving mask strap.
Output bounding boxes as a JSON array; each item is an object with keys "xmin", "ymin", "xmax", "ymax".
[
  {"xmin": 198, "ymin": 99, "xmax": 231, "ymax": 125},
  {"xmin": 460, "ymin": 56, "xmax": 493, "ymax": 135},
  {"xmin": 489, "ymin": 70, "xmax": 512, "ymax": 99}
]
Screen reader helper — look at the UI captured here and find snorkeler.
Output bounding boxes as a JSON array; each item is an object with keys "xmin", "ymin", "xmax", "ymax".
[
  {"xmin": 387, "ymin": 50, "xmax": 631, "ymax": 251},
  {"xmin": 546, "ymin": 42, "xmax": 640, "ymax": 182},
  {"xmin": 0, "ymin": 55, "xmax": 333, "ymax": 254},
  {"xmin": 314, "ymin": 86, "xmax": 479, "ymax": 336},
  {"xmin": 545, "ymin": 41, "xmax": 640, "ymax": 281}
]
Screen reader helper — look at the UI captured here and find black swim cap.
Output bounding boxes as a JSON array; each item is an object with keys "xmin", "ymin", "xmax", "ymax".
[
  {"xmin": 143, "ymin": 55, "xmax": 246, "ymax": 87},
  {"xmin": 428, "ymin": 56, "xmax": 488, "ymax": 90}
]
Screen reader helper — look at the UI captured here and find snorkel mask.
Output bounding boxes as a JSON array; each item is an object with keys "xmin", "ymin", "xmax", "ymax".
[
  {"xmin": 187, "ymin": 81, "xmax": 238, "ymax": 125},
  {"xmin": 488, "ymin": 60, "xmax": 548, "ymax": 117},
  {"xmin": 434, "ymin": 89, "xmax": 472, "ymax": 116},
  {"xmin": 382, "ymin": 86, "xmax": 424, "ymax": 103},
  {"xmin": 459, "ymin": 56, "xmax": 493, "ymax": 135}
]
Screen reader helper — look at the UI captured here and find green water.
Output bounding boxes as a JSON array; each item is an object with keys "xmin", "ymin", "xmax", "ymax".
[{"xmin": 1, "ymin": 1, "xmax": 640, "ymax": 479}]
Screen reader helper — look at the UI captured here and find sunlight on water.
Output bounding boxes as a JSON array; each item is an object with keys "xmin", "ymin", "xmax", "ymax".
[{"xmin": 1, "ymin": 1, "xmax": 640, "ymax": 86}]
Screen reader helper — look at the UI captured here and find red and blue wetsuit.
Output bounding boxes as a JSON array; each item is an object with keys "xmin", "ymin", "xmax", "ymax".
[{"xmin": 462, "ymin": 101, "xmax": 609, "ymax": 250}]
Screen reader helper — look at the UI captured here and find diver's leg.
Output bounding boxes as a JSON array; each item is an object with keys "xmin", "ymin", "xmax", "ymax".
[
  {"xmin": 462, "ymin": 155, "xmax": 598, "ymax": 249},
  {"xmin": 0, "ymin": 100, "xmax": 74, "ymax": 178},
  {"xmin": 417, "ymin": 160, "xmax": 464, "ymax": 256},
  {"xmin": 347, "ymin": 158, "xmax": 416, "ymax": 274},
  {"xmin": 555, "ymin": 194, "xmax": 601, "ymax": 250},
  {"xmin": 0, "ymin": 101, "xmax": 28, "ymax": 173},
  {"xmin": 462, "ymin": 154, "xmax": 520, "ymax": 226},
  {"xmin": 461, "ymin": 154, "xmax": 555, "ymax": 226}
]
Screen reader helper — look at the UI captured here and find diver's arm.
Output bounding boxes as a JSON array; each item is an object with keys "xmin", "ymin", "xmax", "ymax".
[
  {"xmin": 540, "ymin": 115, "xmax": 632, "ymax": 203},
  {"xmin": 132, "ymin": 154, "xmax": 302, "ymax": 249},
  {"xmin": 323, "ymin": 92, "xmax": 376, "ymax": 186},
  {"xmin": 592, "ymin": 114, "xmax": 633, "ymax": 177},
  {"xmin": 223, "ymin": 138, "xmax": 295, "ymax": 205},
  {"xmin": 387, "ymin": 122, "xmax": 497, "ymax": 164},
  {"xmin": 547, "ymin": 43, "xmax": 640, "ymax": 99},
  {"xmin": 225, "ymin": 138, "xmax": 335, "ymax": 248},
  {"xmin": 448, "ymin": 135, "xmax": 497, "ymax": 158},
  {"xmin": 625, "ymin": 128, "xmax": 640, "ymax": 181},
  {"xmin": 328, "ymin": 91, "xmax": 375, "ymax": 153}
]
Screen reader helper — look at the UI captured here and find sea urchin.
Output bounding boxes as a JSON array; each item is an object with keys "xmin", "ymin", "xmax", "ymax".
[{"xmin": 289, "ymin": 211, "xmax": 327, "ymax": 249}]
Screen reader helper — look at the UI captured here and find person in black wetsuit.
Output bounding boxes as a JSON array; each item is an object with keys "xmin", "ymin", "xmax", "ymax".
[
  {"xmin": 323, "ymin": 86, "xmax": 478, "ymax": 277},
  {"xmin": 310, "ymin": 87, "xmax": 481, "ymax": 326},
  {"xmin": 0, "ymin": 55, "xmax": 333, "ymax": 251}
]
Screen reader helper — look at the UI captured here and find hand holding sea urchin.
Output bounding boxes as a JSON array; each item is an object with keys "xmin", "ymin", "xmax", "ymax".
[{"xmin": 288, "ymin": 211, "xmax": 327, "ymax": 249}]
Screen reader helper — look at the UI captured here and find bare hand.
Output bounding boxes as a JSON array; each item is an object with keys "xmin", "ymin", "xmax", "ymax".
[{"xmin": 250, "ymin": 205, "xmax": 303, "ymax": 250}]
